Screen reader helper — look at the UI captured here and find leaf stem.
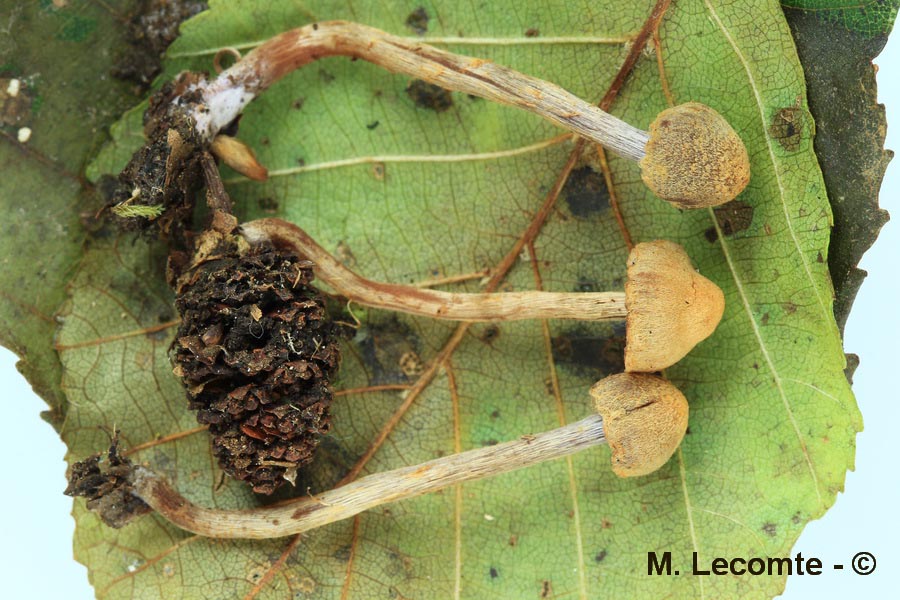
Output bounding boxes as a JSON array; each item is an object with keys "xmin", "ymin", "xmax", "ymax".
[{"xmin": 240, "ymin": 218, "xmax": 628, "ymax": 322}]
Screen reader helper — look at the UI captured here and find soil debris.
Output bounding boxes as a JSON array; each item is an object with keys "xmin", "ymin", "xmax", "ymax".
[
  {"xmin": 64, "ymin": 434, "xmax": 150, "ymax": 528},
  {"xmin": 113, "ymin": 0, "xmax": 208, "ymax": 91}
]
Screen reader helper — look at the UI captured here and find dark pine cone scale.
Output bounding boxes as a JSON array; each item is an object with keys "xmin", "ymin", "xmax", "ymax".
[{"xmin": 172, "ymin": 247, "xmax": 341, "ymax": 494}]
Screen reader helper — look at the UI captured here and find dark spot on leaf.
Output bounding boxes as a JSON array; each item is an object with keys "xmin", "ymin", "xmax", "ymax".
[
  {"xmin": 508, "ymin": 535, "xmax": 518, "ymax": 546},
  {"xmin": 575, "ymin": 277, "xmax": 598, "ymax": 292},
  {"xmin": 405, "ymin": 7, "xmax": 429, "ymax": 35},
  {"xmin": 333, "ymin": 545, "xmax": 352, "ymax": 562},
  {"xmin": 366, "ymin": 120, "xmax": 380, "ymax": 130},
  {"xmin": 791, "ymin": 512, "xmax": 802, "ymax": 525},
  {"xmin": 318, "ymin": 69, "xmax": 335, "ymax": 84},
  {"xmin": 705, "ymin": 200, "xmax": 755, "ymax": 242},
  {"xmin": 292, "ymin": 97, "xmax": 305, "ymax": 110},
  {"xmin": 762, "ymin": 522, "xmax": 777, "ymax": 537},
  {"xmin": 257, "ymin": 197, "xmax": 278, "ymax": 214},
  {"xmin": 541, "ymin": 580, "xmax": 552, "ymax": 598},
  {"xmin": 761, "ymin": 312, "xmax": 770, "ymax": 325},
  {"xmin": 817, "ymin": 251, "xmax": 824, "ymax": 263},
  {"xmin": 490, "ymin": 409, "xmax": 501, "ymax": 419},
  {"xmin": 783, "ymin": 302, "xmax": 798, "ymax": 314},
  {"xmin": 525, "ymin": 28, "xmax": 540, "ymax": 37},
  {"xmin": 769, "ymin": 106, "xmax": 805, "ymax": 151},
  {"xmin": 480, "ymin": 324, "xmax": 501, "ymax": 344},
  {"xmin": 552, "ymin": 324, "xmax": 625, "ymax": 377},
  {"xmin": 354, "ymin": 316, "xmax": 422, "ymax": 384},
  {"xmin": 595, "ymin": 550, "xmax": 608, "ymax": 562},
  {"xmin": 481, "ymin": 439, "xmax": 499, "ymax": 446},
  {"xmin": 406, "ymin": 79, "xmax": 453, "ymax": 112},
  {"xmin": 489, "ymin": 567, "xmax": 499, "ymax": 579},
  {"xmin": 562, "ymin": 166, "xmax": 610, "ymax": 218}
]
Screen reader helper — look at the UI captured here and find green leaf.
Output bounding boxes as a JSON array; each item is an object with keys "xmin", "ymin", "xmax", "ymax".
[
  {"xmin": 58, "ymin": 0, "xmax": 873, "ymax": 598},
  {"xmin": 0, "ymin": 0, "xmax": 141, "ymax": 423},
  {"xmin": 782, "ymin": 3, "xmax": 894, "ymax": 334}
]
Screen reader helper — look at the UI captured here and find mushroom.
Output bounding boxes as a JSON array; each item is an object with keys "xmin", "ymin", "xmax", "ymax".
[
  {"xmin": 66, "ymin": 373, "xmax": 688, "ymax": 539},
  {"xmin": 590, "ymin": 372, "xmax": 688, "ymax": 476},
  {"xmin": 241, "ymin": 219, "xmax": 725, "ymax": 372},
  {"xmin": 115, "ymin": 21, "xmax": 749, "ymax": 224}
]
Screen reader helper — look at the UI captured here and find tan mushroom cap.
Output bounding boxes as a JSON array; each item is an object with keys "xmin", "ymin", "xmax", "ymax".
[
  {"xmin": 640, "ymin": 102, "xmax": 750, "ymax": 209},
  {"xmin": 625, "ymin": 240, "xmax": 725, "ymax": 373},
  {"xmin": 590, "ymin": 372, "xmax": 689, "ymax": 477}
]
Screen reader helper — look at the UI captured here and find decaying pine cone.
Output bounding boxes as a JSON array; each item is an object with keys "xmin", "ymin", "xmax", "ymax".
[{"xmin": 171, "ymin": 242, "xmax": 341, "ymax": 494}]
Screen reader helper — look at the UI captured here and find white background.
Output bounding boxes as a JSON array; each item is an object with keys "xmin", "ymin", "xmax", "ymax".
[{"xmin": 0, "ymin": 25, "xmax": 898, "ymax": 600}]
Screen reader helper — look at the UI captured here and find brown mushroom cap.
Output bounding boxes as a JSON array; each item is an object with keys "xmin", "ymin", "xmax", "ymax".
[
  {"xmin": 624, "ymin": 240, "xmax": 725, "ymax": 373},
  {"xmin": 640, "ymin": 102, "xmax": 750, "ymax": 209},
  {"xmin": 590, "ymin": 372, "xmax": 688, "ymax": 477}
]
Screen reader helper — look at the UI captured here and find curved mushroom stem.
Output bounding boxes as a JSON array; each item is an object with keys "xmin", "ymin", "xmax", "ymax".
[
  {"xmin": 129, "ymin": 415, "xmax": 606, "ymax": 539},
  {"xmin": 241, "ymin": 218, "xmax": 627, "ymax": 322},
  {"xmin": 191, "ymin": 20, "xmax": 649, "ymax": 160},
  {"xmin": 68, "ymin": 374, "xmax": 688, "ymax": 538}
]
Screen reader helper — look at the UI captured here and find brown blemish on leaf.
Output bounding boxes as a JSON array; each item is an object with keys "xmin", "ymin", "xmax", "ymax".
[
  {"xmin": 246, "ymin": 562, "xmax": 272, "ymax": 583},
  {"xmin": 541, "ymin": 580, "xmax": 553, "ymax": 598},
  {"xmin": 704, "ymin": 200, "xmax": 755, "ymax": 242},
  {"xmin": 372, "ymin": 162, "xmax": 386, "ymax": 180},
  {"xmin": 525, "ymin": 28, "xmax": 540, "ymax": 37},
  {"xmin": 399, "ymin": 350, "xmax": 424, "ymax": 377},
  {"xmin": 595, "ymin": 550, "xmax": 608, "ymax": 562},
  {"xmin": 551, "ymin": 324, "xmax": 625, "ymax": 378},
  {"xmin": 405, "ymin": 7, "xmax": 429, "ymax": 35},
  {"xmin": 335, "ymin": 240, "xmax": 357, "ymax": 267},
  {"xmin": 489, "ymin": 567, "xmax": 499, "ymax": 579},
  {"xmin": 406, "ymin": 79, "xmax": 454, "ymax": 112},
  {"xmin": 769, "ymin": 106, "xmax": 805, "ymax": 151},
  {"xmin": 762, "ymin": 522, "xmax": 777, "ymax": 537},
  {"xmin": 561, "ymin": 166, "xmax": 611, "ymax": 218},
  {"xmin": 480, "ymin": 324, "xmax": 501, "ymax": 344},
  {"xmin": 257, "ymin": 196, "xmax": 279, "ymax": 214},
  {"xmin": 355, "ymin": 317, "xmax": 423, "ymax": 384}
]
